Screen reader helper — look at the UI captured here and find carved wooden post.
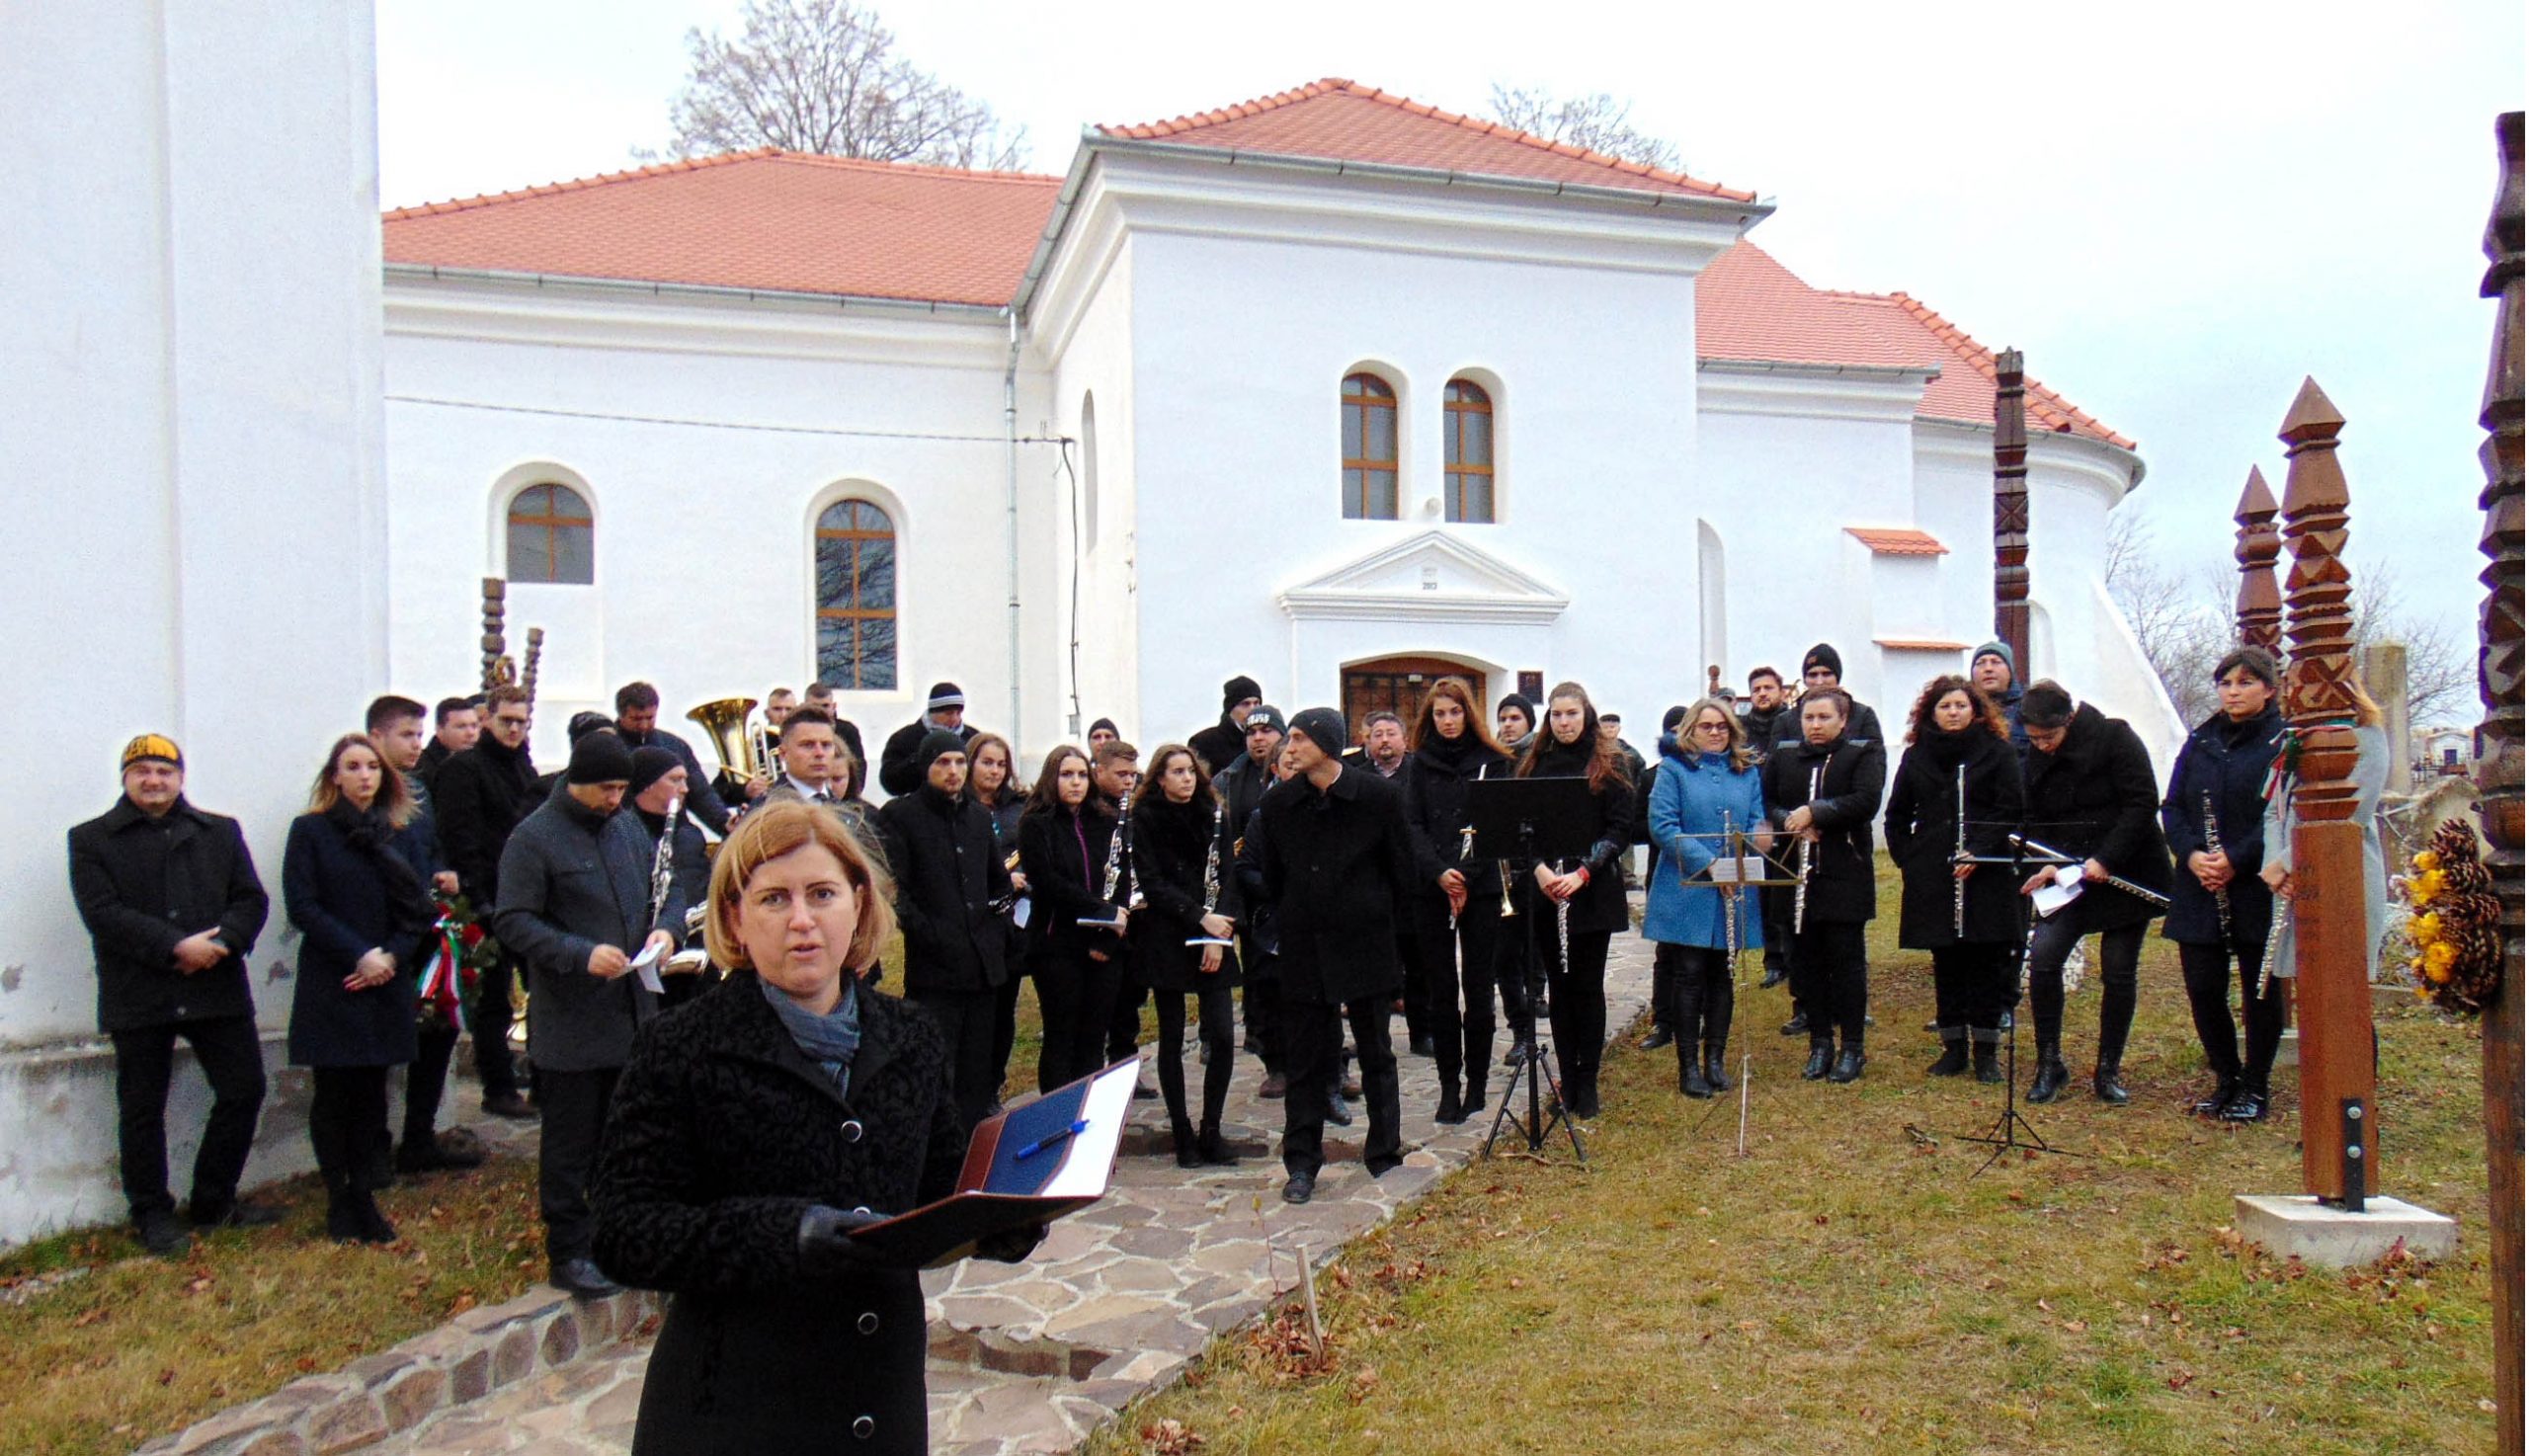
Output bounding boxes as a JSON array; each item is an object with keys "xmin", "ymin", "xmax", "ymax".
[
  {"xmin": 2233, "ymin": 466, "xmax": 2284, "ymax": 651},
  {"xmin": 2474, "ymin": 109, "xmax": 2523, "ymax": 1456},
  {"xmin": 2276, "ymin": 379, "xmax": 2375, "ymax": 1201},
  {"xmin": 522, "ymin": 626, "xmax": 545, "ymax": 715},
  {"xmin": 479, "ymin": 577, "xmax": 512, "ymax": 691},
  {"xmin": 1993, "ymin": 348, "xmax": 2032, "ymax": 673}
]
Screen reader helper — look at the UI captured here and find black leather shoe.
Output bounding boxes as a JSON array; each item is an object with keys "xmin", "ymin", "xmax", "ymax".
[
  {"xmin": 1779, "ymin": 1012, "xmax": 1809, "ymax": 1037},
  {"xmin": 1704, "ymin": 1050, "xmax": 1733, "ymax": 1093},
  {"xmin": 1828, "ymin": 1048, "xmax": 1865, "ymax": 1084},
  {"xmin": 1199, "ymin": 1125, "xmax": 1241, "ymax": 1166},
  {"xmin": 550, "ymin": 1257, "xmax": 621, "ymax": 1298},
  {"xmin": 135, "ymin": 1210, "xmax": 190, "ymax": 1256},
  {"xmin": 1638, "ymin": 1025, "xmax": 1675, "ymax": 1052},
  {"xmin": 1504, "ymin": 1038, "xmax": 1533, "ymax": 1067},
  {"xmin": 1435, "ymin": 1089, "xmax": 1465, "ymax": 1125},
  {"xmin": 1176, "ymin": 1139, "xmax": 1204, "ymax": 1170},
  {"xmin": 1281, "ymin": 1173, "xmax": 1316, "ymax": 1205},
  {"xmin": 2028, "ymin": 1055, "xmax": 2071, "ymax": 1104},
  {"xmin": 1408, "ymin": 1034, "xmax": 1435, "ymax": 1058},
  {"xmin": 1679, "ymin": 1061, "xmax": 1713, "ymax": 1098},
  {"xmin": 481, "ymin": 1091, "xmax": 538, "ymax": 1120},
  {"xmin": 188, "ymin": 1197, "xmax": 283, "ymax": 1230},
  {"xmin": 352, "ymin": 1193, "xmax": 398, "ymax": 1246},
  {"xmin": 2219, "ymin": 1085, "xmax": 2271, "ymax": 1123},
  {"xmin": 1259, "ymin": 1072, "xmax": 1287, "ymax": 1099},
  {"xmin": 1973, "ymin": 1044, "xmax": 2004, "ymax": 1085},
  {"xmin": 1759, "ymin": 966, "xmax": 1787, "ymax": 990},
  {"xmin": 1325, "ymin": 1094, "xmax": 1355, "ymax": 1127},
  {"xmin": 1801, "ymin": 1042, "xmax": 1833, "ymax": 1081},
  {"xmin": 2093, "ymin": 1065, "xmax": 2131, "ymax": 1104},
  {"xmin": 1926, "ymin": 1039, "xmax": 1970, "ymax": 1078},
  {"xmin": 2192, "ymin": 1076, "xmax": 2240, "ymax": 1117}
]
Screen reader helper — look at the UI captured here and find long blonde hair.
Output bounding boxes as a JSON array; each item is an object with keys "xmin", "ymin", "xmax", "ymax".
[
  {"xmin": 306, "ymin": 733, "xmax": 414, "ymax": 829},
  {"xmin": 1681, "ymin": 696, "xmax": 1761, "ymax": 773}
]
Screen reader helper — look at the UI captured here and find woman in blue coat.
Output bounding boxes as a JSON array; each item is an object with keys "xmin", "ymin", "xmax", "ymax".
[
  {"xmin": 1644, "ymin": 698, "xmax": 1766, "ymax": 1097},
  {"xmin": 285, "ymin": 734, "xmax": 438, "ymax": 1243},
  {"xmin": 2161, "ymin": 646, "xmax": 2289, "ymax": 1123}
]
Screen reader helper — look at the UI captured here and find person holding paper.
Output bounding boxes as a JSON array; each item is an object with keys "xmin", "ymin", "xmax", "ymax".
[
  {"xmin": 494, "ymin": 731, "xmax": 684, "ymax": 1298},
  {"xmin": 1643, "ymin": 698, "xmax": 1768, "ymax": 1099},
  {"xmin": 593, "ymin": 801, "xmax": 1036, "ymax": 1456},
  {"xmin": 1129, "ymin": 745, "xmax": 1244, "ymax": 1167},
  {"xmin": 2014, "ymin": 682, "xmax": 2173, "ymax": 1105},
  {"xmin": 627, "ymin": 748, "xmax": 711, "ymax": 1008},
  {"xmin": 1019, "ymin": 747, "xmax": 1131, "ymax": 1092}
]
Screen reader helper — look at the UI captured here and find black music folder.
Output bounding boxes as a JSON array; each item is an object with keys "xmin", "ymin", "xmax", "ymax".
[{"xmin": 848, "ymin": 1057, "xmax": 1139, "ymax": 1268}]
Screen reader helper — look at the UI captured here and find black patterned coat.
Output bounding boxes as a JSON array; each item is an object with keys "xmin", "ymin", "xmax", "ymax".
[{"xmin": 591, "ymin": 968, "xmax": 965, "ymax": 1455}]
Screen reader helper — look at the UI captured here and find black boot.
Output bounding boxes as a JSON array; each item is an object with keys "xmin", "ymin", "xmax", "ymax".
[
  {"xmin": 323, "ymin": 1173, "xmax": 363, "ymax": 1244},
  {"xmin": 1972, "ymin": 1035, "xmax": 2003, "ymax": 1085},
  {"xmin": 1926, "ymin": 1031, "xmax": 1969, "ymax": 1078},
  {"xmin": 2027, "ymin": 1044, "xmax": 2070, "ymax": 1104},
  {"xmin": 1779, "ymin": 1011, "xmax": 1810, "ymax": 1037},
  {"xmin": 2193, "ymin": 1074, "xmax": 2240, "ymax": 1117},
  {"xmin": 1828, "ymin": 1047, "xmax": 1865, "ymax": 1084},
  {"xmin": 352, "ymin": 1190, "xmax": 397, "ymax": 1246},
  {"xmin": 1461, "ymin": 1075, "xmax": 1489, "ymax": 1117},
  {"xmin": 1704, "ymin": 1046, "xmax": 1733, "ymax": 1093},
  {"xmin": 1435, "ymin": 1083, "xmax": 1466, "ymax": 1125},
  {"xmin": 2220, "ymin": 1075, "xmax": 2270, "ymax": 1123},
  {"xmin": 1174, "ymin": 1121, "xmax": 1202, "ymax": 1170},
  {"xmin": 1678, "ymin": 1050, "xmax": 1712, "ymax": 1098},
  {"xmin": 1801, "ymin": 1039, "xmax": 1834, "ymax": 1081},
  {"xmin": 1639, "ymin": 1024, "xmax": 1675, "ymax": 1052},
  {"xmin": 2093, "ymin": 1063, "xmax": 2130, "ymax": 1104},
  {"xmin": 1198, "ymin": 1121, "xmax": 1239, "ymax": 1166}
]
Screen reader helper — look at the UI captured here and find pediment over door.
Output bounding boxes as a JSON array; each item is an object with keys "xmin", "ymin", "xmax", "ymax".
[{"xmin": 1276, "ymin": 530, "xmax": 1570, "ymax": 625}]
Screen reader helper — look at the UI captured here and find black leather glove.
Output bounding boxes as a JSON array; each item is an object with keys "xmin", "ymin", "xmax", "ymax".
[
  {"xmin": 796, "ymin": 1205, "xmax": 895, "ymax": 1276},
  {"xmin": 973, "ymin": 1222, "xmax": 1047, "ymax": 1264}
]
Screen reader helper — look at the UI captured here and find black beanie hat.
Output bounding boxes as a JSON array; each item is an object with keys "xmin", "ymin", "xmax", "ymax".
[
  {"xmin": 1286, "ymin": 706, "xmax": 1347, "ymax": 756},
  {"xmin": 628, "ymin": 746, "xmax": 681, "ymax": 799},
  {"xmin": 926, "ymin": 682, "xmax": 964, "ymax": 711},
  {"xmin": 1222, "ymin": 676, "xmax": 1264, "ymax": 713},
  {"xmin": 568, "ymin": 731, "xmax": 635, "ymax": 785},
  {"xmin": 1802, "ymin": 642, "xmax": 1843, "ymax": 680},
  {"xmin": 1088, "ymin": 716, "xmax": 1119, "ymax": 737},
  {"xmin": 567, "ymin": 710, "xmax": 612, "ymax": 745},
  {"xmin": 1662, "ymin": 704, "xmax": 1690, "ymax": 733},
  {"xmin": 916, "ymin": 728, "xmax": 969, "ymax": 774},
  {"xmin": 1497, "ymin": 691, "xmax": 1539, "ymax": 726}
]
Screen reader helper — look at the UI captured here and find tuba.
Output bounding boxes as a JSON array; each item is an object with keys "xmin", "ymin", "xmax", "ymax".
[{"xmin": 688, "ymin": 697, "xmax": 765, "ymax": 785}]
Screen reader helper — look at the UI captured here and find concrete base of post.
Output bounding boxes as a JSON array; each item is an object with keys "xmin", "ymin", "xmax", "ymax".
[
  {"xmin": 2234, "ymin": 1193, "xmax": 2457, "ymax": 1267},
  {"xmin": 2276, "ymin": 1026, "xmax": 2300, "ymax": 1070}
]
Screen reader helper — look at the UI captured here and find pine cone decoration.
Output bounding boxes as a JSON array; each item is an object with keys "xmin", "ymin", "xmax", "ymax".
[{"xmin": 2411, "ymin": 817, "xmax": 2504, "ymax": 1016}]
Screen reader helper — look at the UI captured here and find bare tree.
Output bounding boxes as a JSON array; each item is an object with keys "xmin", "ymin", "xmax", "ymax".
[
  {"xmin": 657, "ymin": 0, "xmax": 1025, "ymax": 169},
  {"xmin": 1484, "ymin": 85, "xmax": 1684, "ymax": 173}
]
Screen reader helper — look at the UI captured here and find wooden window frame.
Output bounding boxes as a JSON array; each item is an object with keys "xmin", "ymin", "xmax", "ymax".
[
  {"xmin": 814, "ymin": 500, "xmax": 899, "ymax": 691},
  {"xmin": 1443, "ymin": 379, "xmax": 1495, "ymax": 525},
  {"xmin": 1342, "ymin": 373, "xmax": 1400, "ymax": 521},
  {"xmin": 506, "ymin": 483, "xmax": 594, "ymax": 585}
]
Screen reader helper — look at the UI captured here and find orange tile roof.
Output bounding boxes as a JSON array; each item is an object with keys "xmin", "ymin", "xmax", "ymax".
[
  {"xmin": 1699, "ymin": 242, "xmax": 2133, "ymax": 449},
  {"xmin": 1099, "ymin": 78, "xmax": 1755, "ymax": 203},
  {"xmin": 1845, "ymin": 527, "xmax": 1950, "ymax": 556},
  {"xmin": 382, "ymin": 149, "xmax": 1060, "ymax": 307}
]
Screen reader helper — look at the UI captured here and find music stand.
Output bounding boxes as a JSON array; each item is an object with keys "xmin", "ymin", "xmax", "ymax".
[
  {"xmin": 1672, "ymin": 820, "xmax": 1802, "ymax": 1158},
  {"xmin": 1949, "ymin": 828, "xmax": 2090, "ymax": 1174},
  {"xmin": 1467, "ymin": 775, "xmax": 1598, "ymax": 1163}
]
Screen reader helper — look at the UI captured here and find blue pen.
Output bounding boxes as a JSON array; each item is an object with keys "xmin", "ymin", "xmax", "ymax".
[{"xmin": 1014, "ymin": 1119, "xmax": 1089, "ymax": 1161}]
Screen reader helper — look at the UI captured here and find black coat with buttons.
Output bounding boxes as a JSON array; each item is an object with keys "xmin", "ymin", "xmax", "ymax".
[
  {"xmin": 874, "ymin": 786, "xmax": 1014, "ymax": 994},
  {"xmin": 1252, "ymin": 765, "xmax": 1416, "ymax": 1005},
  {"xmin": 592, "ymin": 968, "xmax": 965, "ymax": 1456},
  {"xmin": 67, "ymin": 796, "xmax": 270, "ymax": 1033}
]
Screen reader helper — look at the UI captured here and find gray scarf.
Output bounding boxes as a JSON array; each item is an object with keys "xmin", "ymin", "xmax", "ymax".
[{"xmin": 759, "ymin": 975, "xmax": 862, "ymax": 1097}]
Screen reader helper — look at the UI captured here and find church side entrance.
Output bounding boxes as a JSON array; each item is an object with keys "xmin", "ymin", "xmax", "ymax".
[{"xmin": 1341, "ymin": 656, "xmax": 1489, "ymax": 744}]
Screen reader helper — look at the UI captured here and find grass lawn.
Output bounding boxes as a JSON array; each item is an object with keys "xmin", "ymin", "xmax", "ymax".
[{"xmin": 1089, "ymin": 862, "xmax": 2498, "ymax": 1456}]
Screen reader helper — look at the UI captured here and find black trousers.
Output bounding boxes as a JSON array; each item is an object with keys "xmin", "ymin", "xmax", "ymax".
[
  {"xmin": 1395, "ymin": 925, "xmax": 1428, "ymax": 1045},
  {"xmin": 1033, "ymin": 944, "xmax": 1122, "ymax": 1092},
  {"xmin": 1789, "ymin": 922, "xmax": 1869, "ymax": 1048},
  {"xmin": 910, "ymin": 985, "xmax": 1000, "ymax": 1131},
  {"xmin": 1277, "ymin": 992, "xmax": 1400, "ymax": 1178},
  {"xmin": 991, "ymin": 962, "xmax": 1024, "ymax": 1101},
  {"xmin": 308, "ymin": 1065, "xmax": 391, "ymax": 1194},
  {"xmin": 1106, "ymin": 979, "xmax": 1147, "ymax": 1065},
  {"xmin": 536, "ymin": 1066, "xmax": 619, "ymax": 1262},
  {"xmin": 111, "ymin": 1015, "xmax": 267, "ymax": 1221},
  {"xmin": 1528, "ymin": 915, "xmax": 1610, "ymax": 1102},
  {"xmin": 1154, "ymin": 985, "xmax": 1235, "ymax": 1143},
  {"xmin": 1411, "ymin": 897, "xmax": 1498, "ymax": 1100},
  {"xmin": 1759, "ymin": 882, "xmax": 1793, "ymax": 984},
  {"xmin": 471, "ymin": 953, "xmax": 523, "ymax": 1097},
  {"xmin": 2178, "ymin": 939, "xmax": 2285, "ymax": 1085},
  {"xmin": 402, "ymin": 1023, "xmax": 458, "ymax": 1148},
  {"xmin": 2027, "ymin": 918, "xmax": 2144, "ymax": 1068},
  {"xmin": 1930, "ymin": 943, "xmax": 2013, "ymax": 1036},
  {"xmin": 1241, "ymin": 945, "xmax": 1283, "ymax": 1074},
  {"xmin": 1661, "ymin": 943, "xmax": 1734, "ymax": 1061}
]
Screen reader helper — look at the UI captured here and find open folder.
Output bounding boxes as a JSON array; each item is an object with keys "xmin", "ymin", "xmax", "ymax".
[{"xmin": 847, "ymin": 1057, "xmax": 1140, "ymax": 1268}]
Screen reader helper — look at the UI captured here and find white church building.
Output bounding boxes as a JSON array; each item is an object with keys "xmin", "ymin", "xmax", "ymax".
[
  {"xmin": 379, "ymin": 78, "xmax": 2177, "ymax": 768},
  {"xmin": 5, "ymin": 34, "xmax": 2175, "ymax": 1246}
]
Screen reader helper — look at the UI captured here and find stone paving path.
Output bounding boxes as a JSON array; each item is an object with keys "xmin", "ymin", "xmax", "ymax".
[{"xmin": 370, "ymin": 933, "xmax": 1658, "ymax": 1455}]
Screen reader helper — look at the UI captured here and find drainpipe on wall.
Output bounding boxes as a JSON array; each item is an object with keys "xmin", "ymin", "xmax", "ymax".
[{"xmin": 1004, "ymin": 309, "xmax": 1022, "ymax": 746}]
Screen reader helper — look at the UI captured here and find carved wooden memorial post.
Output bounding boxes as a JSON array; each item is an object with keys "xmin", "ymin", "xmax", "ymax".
[
  {"xmin": 2233, "ymin": 466, "xmax": 2283, "ymax": 651},
  {"xmin": 479, "ymin": 577, "xmax": 513, "ymax": 691},
  {"xmin": 2474, "ymin": 109, "xmax": 2523, "ymax": 1456},
  {"xmin": 2275, "ymin": 380, "xmax": 2376, "ymax": 1201},
  {"xmin": 1993, "ymin": 348, "xmax": 2032, "ymax": 673}
]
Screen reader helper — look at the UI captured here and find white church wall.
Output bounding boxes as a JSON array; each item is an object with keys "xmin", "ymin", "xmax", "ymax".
[
  {"xmin": 383, "ymin": 284, "xmax": 1024, "ymax": 771},
  {"xmin": 1040, "ymin": 227, "xmax": 1142, "ymax": 751},
  {"xmin": 1120, "ymin": 221, "xmax": 1707, "ymax": 742},
  {"xmin": 0, "ymin": 0, "xmax": 384, "ymax": 1245}
]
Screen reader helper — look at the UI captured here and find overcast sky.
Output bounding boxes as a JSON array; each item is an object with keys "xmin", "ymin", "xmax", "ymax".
[{"xmin": 378, "ymin": 0, "xmax": 2522, "ymax": 648}]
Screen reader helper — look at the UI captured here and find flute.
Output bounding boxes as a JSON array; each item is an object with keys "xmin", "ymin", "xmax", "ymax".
[
  {"xmin": 1793, "ymin": 766, "xmax": 1823, "ymax": 934},
  {"xmin": 1951, "ymin": 765, "xmax": 1969, "ymax": 939},
  {"xmin": 2006, "ymin": 834, "xmax": 2172, "ymax": 910},
  {"xmin": 1185, "ymin": 801, "xmax": 1232, "ymax": 947},
  {"xmin": 2200, "ymin": 791, "xmax": 2234, "ymax": 938}
]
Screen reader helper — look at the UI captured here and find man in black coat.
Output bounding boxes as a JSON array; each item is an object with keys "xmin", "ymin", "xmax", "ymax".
[
  {"xmin": 612, "ymin": 681, "xmax": 732, "ymax": 834},
  {"xmin": 418, "ymin": 696, "xmax": 479, "ymax": 796},
  {"xmin": 1190, "ymin": 675, "xmax": 1264, "ymax": 779},
  {"xmin": 1737, "ymin": 668, "xmax": 1795, "ymax": 989},
  {"xmin": 66, "ymin": 734, "xmax": 277, "ymax": 1253},
  {"xmin": 1773, "ymin": 645, "xmax": 1887, "ymax": 1037},
  {"xmin": 874, "ymin": 730, "xmax": 1014, "ymax": 1129},
  {"xmin": 1252, "ymin": 707, "xmax": 1416, "ymax": 1205},
  {"xmin": 627, "ymin": 748, "xmax": 712, "ymax": 1010},
  {"xmin": 2017, "ymin": 681, "xmax": 2173, "ymax": 1104},
  {"xmin": 432, "ymin": 684, "xmax": 541, "ymax": 1118},
  {"xmin": 1214, "ymin": 706, "xmax": 1288, "ymax": 1092},
  {"xmin": 495, "ymin": 732, "xmax": 687, "ymax": 1297},
  {"xmin": 877, "ymin": 683, "xmax": 980, "ymax": 798}
]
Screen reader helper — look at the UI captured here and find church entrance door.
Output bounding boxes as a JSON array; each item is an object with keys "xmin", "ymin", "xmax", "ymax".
[{"xmin": 1342, "ymin": 656, "xmax": 1489, "ymax": 745}]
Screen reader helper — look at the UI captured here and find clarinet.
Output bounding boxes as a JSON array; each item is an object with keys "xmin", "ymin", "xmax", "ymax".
[
  {"xmin": 1185, "ymin": 801, "xmax": 1232, "ymax": 947},
  {"xmin": 2200, "ymin": 791, "xmax": 2234, "ymax": 938},
  {"xmin": 1951, "ymin": 765, "xmax": 1970, "ymax": 939},
  {"xmin": 1079, "ymin": 812, "xmax": 1130, "ymax": 929},
  {"xmin": 1793, "ymin": 766, "xmax": 1823, "ymax": 934},
  {"xmin": 645, "ymin": 795, "xmax": 683, "ymax": 930},
  {"xmin": 1452, "ymin": 825, "xmax": 1476, "ymax": 932}
]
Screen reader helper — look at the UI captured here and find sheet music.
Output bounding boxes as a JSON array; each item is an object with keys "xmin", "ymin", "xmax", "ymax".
[
  {"xmin": 2032, "ymin": 864, "xmax": 2084, "ymax": 919},
  {"xmin": 629, "ymin": 939, "xmax": 666, "ymax": 995},
  {"xmin": 1706, "ymin": 855, "xmax": 1766, "ymax": 885}
]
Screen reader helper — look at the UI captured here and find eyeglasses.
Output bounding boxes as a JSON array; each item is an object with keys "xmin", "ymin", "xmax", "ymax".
[{"xmin": 1692, "ymin": 722, "xmax": 1731, "ymax": 734}]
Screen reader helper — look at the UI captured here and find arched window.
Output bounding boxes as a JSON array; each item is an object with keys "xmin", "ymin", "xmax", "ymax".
[
  {"xmin": 1341, "ymin": 373, "xmax": 1399, "ymax": 521},
  {"xmin": 814, "ymin": 500, "xmax": 897, "ymax": 690},
  {"xmin": 506, "ymin": 483, "xmax": 594, "ymax": 584},
  {"xmin": 1442, "ymin": 379, "xmax": 1495, "ymax": 524}
]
